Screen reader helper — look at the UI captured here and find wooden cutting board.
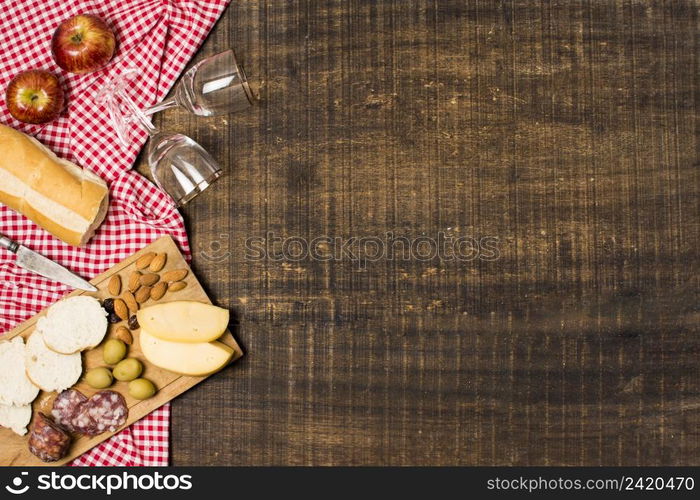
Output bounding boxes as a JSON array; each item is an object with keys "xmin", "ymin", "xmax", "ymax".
[{"xmin": 0, "ymin": 235, "xmax": 242, "ymax": 466}]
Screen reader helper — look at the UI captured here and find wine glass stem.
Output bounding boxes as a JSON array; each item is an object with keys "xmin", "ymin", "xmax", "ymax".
[
  {"xmin": 116, "ymin": 89, "xmax": 159, "ymax": 136},
  {"xmin": 143, "ymin": 96, "xmax": 179, "ymax": 116}
]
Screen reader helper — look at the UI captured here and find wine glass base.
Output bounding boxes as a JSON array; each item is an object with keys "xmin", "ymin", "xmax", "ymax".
[{"xmin": 175, "ymin": 169, "xmax": 223, "ymax": 207}]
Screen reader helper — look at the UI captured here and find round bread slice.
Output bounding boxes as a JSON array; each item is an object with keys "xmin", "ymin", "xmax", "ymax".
[
  {"xmin": 25, "ymin": 331, "xmax": 82, "ymax": 392},
  {"xmin": 40, "ymin": 296, "xmax": 107, "ymax": 354},
  {"xmin": 0, "ymin": 337, "xmax": 40, "ymax": 406},
  {"xmin": 0, "ymin": 402, "xmax": 32, "ymax": 436}
]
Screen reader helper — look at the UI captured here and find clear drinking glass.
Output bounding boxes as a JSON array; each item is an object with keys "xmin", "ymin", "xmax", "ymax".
[
  {"xmin": 146, "ymin": 131, "xmax": 222, "ymax": 207},
  {"xmin": 144, "ymin": 49, "xmax": 253, "ymax": 117},
  {"xmin": 98, "ymin": 70, "xmax": 222, "ymax": 207}
]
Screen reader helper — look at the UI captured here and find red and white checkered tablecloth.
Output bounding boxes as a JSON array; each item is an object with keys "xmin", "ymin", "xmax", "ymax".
[{"xmin": 0, "ymin": 0, "xmax": 230, "ymax": 466}]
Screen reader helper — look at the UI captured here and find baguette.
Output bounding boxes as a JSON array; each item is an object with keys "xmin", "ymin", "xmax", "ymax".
[
  {"xmin": 25, "ymin": 331, "xmax": 82, "ymax": 393},
  {"xmin": 0, "ymin": 124, "xmax": 109, "ymax": 247},
  {"xmin": 0, "ymin": 403, "xmax": 32, "ymax": 436},
  {"xmin": 0, "ymin": 337, "xmax": 40, "ymax": 406},
  {"xmin": 40, "ymin": 296, "xmax": 107, "ymax": 354}
]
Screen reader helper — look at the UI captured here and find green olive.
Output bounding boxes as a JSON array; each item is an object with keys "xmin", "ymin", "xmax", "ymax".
[
  {"xmin": 103, "ymin": 339, "xmax": 127, "ymax": 365},
  {"xmin": 85, "ymin": 367, "xmax": 113, "ymax": 389},
  {"xmin": 128, "ymin": 378, "xmax": 157, "ymax": 400},
  {"xmin": 112, "ymin": 358, "xmax": 143, "ymax": 381}
]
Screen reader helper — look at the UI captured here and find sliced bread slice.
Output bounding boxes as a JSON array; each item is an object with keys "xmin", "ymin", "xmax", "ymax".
[
  {"xmin": 40, "ymin": 296, "xmax": 107, "ymax": 354},
  {"xmin": 25, "ymin": 331, "xmax": 82, "ymax": 392},
  {"xmin": 0, "ymin": 337, "xmax": 40, "ymax": 405},
  {"xmin": 0, "ymin": 403, "xmax": 32, "ymax": 436}
]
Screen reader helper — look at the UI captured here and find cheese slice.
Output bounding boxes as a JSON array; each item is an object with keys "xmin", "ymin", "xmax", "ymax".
[
  {"xmin": 136, "ymin": 301, "xmax": 229, "ymax": 343},
  {"xmin": 139, "ymin": 330, "xmax": 234, "ymax": 376}
]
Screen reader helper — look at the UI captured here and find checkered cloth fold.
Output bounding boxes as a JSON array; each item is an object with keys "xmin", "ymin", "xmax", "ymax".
[{"xmin": 0, "ymin": 0, "xmax": 230, "ymax": 466}]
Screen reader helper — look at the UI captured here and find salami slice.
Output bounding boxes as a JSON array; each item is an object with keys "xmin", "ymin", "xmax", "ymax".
[
  {"xmin": 49, "ymin": 388, "xmax": 130, "ymax": 437},
  {"xmin": 70, "ymin": 405, "xmax": 98, "ymax": 435},
  {"xmin": 81, "ymin": 390, "xmax": 128, "ymax": 435},
  {"xmin": 51, "ymin": 389, "xmax": 88, "ymax": 433},
  {"xmin": 28, "ymin": 413, "xmax": 72, "ymax": 462}
]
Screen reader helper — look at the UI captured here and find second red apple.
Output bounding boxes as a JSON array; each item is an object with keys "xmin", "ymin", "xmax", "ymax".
[{"xmin": 5, "ymin": 70, "xmax": 65, "ymax": 124}]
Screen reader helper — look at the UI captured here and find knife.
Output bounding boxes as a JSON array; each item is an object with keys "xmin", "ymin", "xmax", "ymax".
[{"xmin": 0, "ymin": 234, "xmax": 97, "ymax": 292}]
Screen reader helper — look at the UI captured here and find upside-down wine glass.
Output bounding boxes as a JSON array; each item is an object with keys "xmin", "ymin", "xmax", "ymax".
[{"xmin": 98, "ymin": 69, "xmax": 222, "ymax": 207}]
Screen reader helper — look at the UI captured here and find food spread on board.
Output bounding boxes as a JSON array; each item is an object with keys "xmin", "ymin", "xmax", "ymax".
[{"xmin": 0, "ymin": 244, "xmax": 235, "ymax": 463}]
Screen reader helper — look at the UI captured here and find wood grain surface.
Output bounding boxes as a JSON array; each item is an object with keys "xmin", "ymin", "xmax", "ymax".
[{"xmin": 140, "ymin": 0, "xmax": 699, "ymax": 465}]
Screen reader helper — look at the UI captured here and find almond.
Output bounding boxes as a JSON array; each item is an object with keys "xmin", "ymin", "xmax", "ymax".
[
  {"xmin": 108, "ymin": 275, "xmax": 121, "ymax": 296},
  {"xmin": 135, "ymin": 286, "xmax": 152, "ymax": 303},
  {"xmin": 122, "ymin": 291, "xmax": 139, "ymax": 314},
  {"xmin": 162, "ymin": 269, "xmax": 188, "ymax": 282},
  {"xmin": 113, "ymin": 299, "xmax": 129, "ymax": 321},
  {"xmin": 139, "ymin": 273, "xmax": 160, "ymax": 287},
  {"xmin": 151, "ymin": 282, "xmax": 167, "ymax": 301},
  {"xmin": 135, "ymin": 252, "xmax": 156, "ymax": 270},
  {"xmin": 128, "ymin": 271, "xmax": 142, "ymax": 293},
  {"xmin": 168, "ymin": 281, "xmax": 187, "ymax": 292},
  {"xmin": 149, "ymin": 253, "xmax": 167, "ymax": 272},
  {"xmin": 114, "ymin": 326, "xmax": 133, "ymax": 345}
]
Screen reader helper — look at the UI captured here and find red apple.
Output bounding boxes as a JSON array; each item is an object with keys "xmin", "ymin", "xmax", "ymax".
[
  {"xmin": 5, "ymin": 70, "xmax": 65, "ymax": 124},
  {"xmin": 51, "ymin": 14, "xmax": 116, "ymax": 74}
]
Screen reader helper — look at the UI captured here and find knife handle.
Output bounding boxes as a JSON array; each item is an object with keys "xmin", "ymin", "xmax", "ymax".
[{"xmin": 0, "ymin": 235, "xmax": 19, "ymax": 253}]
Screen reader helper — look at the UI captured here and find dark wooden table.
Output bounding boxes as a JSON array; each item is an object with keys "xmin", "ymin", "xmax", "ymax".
[{"xmin": 142, "ymin": 0, "xmax": 699, "ymax": 465}]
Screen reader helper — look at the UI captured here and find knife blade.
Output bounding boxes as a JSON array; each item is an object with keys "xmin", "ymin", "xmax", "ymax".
[{"xmin": 0, "ymin": 234, "xmax": 97, "ymax": 292}]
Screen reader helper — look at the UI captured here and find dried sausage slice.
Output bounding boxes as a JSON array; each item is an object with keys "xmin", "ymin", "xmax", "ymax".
[
  {"xmin": 70, "ymin": 406, "xmax": 97, "ymax": 435},
  {"xmin": 51, "ymin": 389, "xmax": 88, "ymax": 433},
  {"xmin": 49, "ymin": 389, "xmax": 130, "ymax": 437},
  {"xmin": 28, "ymin": 413, "xmax": 71, "ymax": 462},
  {"xmin": 80, "ymin": 390, "xmax": 128, "ymax": 435}
]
